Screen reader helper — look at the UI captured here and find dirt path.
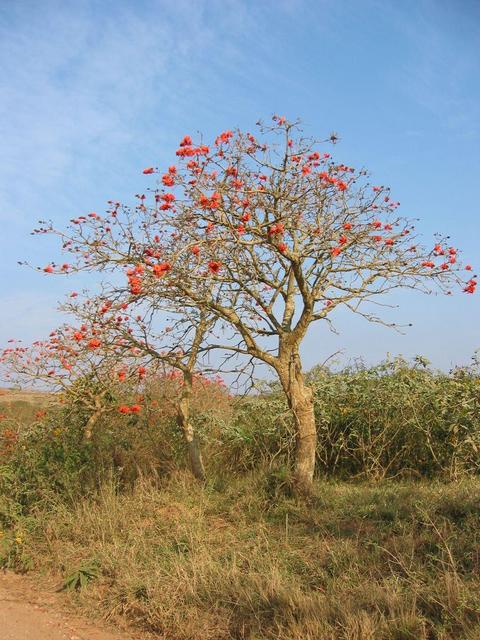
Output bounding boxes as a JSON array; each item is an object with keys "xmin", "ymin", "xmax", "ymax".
[{"xmin": 0, "ymin": 571, "xmax": 146, "ymax": 640}]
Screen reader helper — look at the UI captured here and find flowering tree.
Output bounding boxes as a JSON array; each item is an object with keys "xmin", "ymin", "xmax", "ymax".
[
  {"xmin": 33, "ymin": 116, "xmax": 475, "ymax": 492},
  {"xmin": 1, "ymin": 307, "xmax": 215, "ymax": 481},
  {"xmin": 1, "ymin": 324, "xmax": 130, "ymax": 438},
  {"xmin": 62, "ymin": 297, "xmax": 216, "ymax": 480}
]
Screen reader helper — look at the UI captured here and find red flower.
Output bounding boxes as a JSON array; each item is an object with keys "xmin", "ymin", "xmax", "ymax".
[
  {"xmin": 152, "ymin": 262, "xmax": 172, "ymax": 277},
  {"xmin": 208, "ymin": 260, "xmax": 222, "ymax": 274},
  {"xmin": 278, "ymin": 243, "xmax": 287, "ymax": 253},
  {"xmin": 119, "ymin": 405, "xmax": 131, "ymax": 414},
  {"xmin": 199, "ymin": 192, "xmax": 221, "ymax": 210},
  {"xmin": 179, "ymin": 135, "xmax": 193, "ymax": 147},
  {"xmin": 191, "ymin": 245, "xmax": 200, "ymax": 256},
  {"xmin": 384, "ymin": 238, "xmax": 394, "ymax": 246},
  {"xmin": 162, "ymin": 174, "xmax": 175, "ymax": 187},
  {"xmin": 130, "ymin": 404, "xmax": 142, "ymax": 413},
  {"xmin": 214, "ymin": 130, "xmax": 233, "ymax": 145},
  {"xmin": 343, "ymin": 222, "xmax": 352, "ymax": 230},
  {"xmin": 338, "ymin": 234, "xmax": 347, "ymax": 245},
  {"xmin": 143, "ymin": 167, "xmax": 155, "ymax": 174},
  {"xmin": 464, "ymin": 278, "xmax": 477, "ymax": 294},
  {"xmin": 422, "ymin": 261, "xmax": 435, "ymax": 268},
  {"xmin": 465, "ymin": 264, "xmax": 472, "ymax": 271},
  {"xmin": 331, "ymin": 247, "xmax": 342, "ymax": 257},
  {"xmin": 268, "ymin": 223, "xmax": 285, "ymax": 236},
  {"xmin": 88, "ymin": 338, "xmax": 101, "ymax": 349},
  {"xmin": 241, "ymin": 212, "xmax": 251, "ymax": 222},
  {"xmin": 118, "ymin": 371, "xmax": 127, "ymax": 381},
  {"xmin": 128, "ymin": 275, "xmax": 142, "ymax": 295},
  {"xmin": 43, "ymin": 264, "xmax": 54, "ymax": 273},
  {"xmin": 372, "ymin": 220, "xmax": 382, "ymax": 229}
]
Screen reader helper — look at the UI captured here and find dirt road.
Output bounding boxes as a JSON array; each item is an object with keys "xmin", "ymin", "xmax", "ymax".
[{"xmin": 0, "ymin": 571, "xmax": 144, "ymax": 640}]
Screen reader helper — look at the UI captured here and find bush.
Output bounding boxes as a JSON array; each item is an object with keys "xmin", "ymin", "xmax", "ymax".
[{"xmin": 309, "ymin": 356, "xmax": 480, "ymax": 479}]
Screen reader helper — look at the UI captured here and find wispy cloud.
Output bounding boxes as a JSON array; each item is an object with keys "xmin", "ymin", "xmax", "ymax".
[{"xmin": 0, "ymin": 1, "xmax": 201, "ymax": 221}]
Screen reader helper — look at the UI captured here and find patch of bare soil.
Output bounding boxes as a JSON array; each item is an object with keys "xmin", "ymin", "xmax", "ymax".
[{"xmin": 0, "ymin": 571, "xmax": 149, "ymax": 640}]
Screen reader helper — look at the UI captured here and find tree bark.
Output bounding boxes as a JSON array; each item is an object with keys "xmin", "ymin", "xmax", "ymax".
[
  {"xmin": 84, "ymin": 394, "xmax": 107, "ymax": 439},
  {"xmin": 176, "ymin": 372, "xmax": 206, "ymax": 482},
  {"xmin": 278, "ymin": 351, "xmax": 317, "ymax": 494}
]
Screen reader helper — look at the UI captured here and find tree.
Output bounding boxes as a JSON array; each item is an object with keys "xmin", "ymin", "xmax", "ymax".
[
  {"xmin": 63, "ymin": 296, "xmax": 216, "ymax": 481},
  {"xmin": 1, "ymin": 324, "xmax": 129, "ymax": 438},
  {"xmin": 33, "ymin": 116, "xmax": 475, "ymax": 493},
  {"xmin": 1, "ymin": 306, "xmax": 218, "ymax": 481}
]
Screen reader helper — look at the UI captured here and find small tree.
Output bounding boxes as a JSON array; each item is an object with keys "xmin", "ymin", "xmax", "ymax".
[
  {"xmin": 1, "ymin": 324, "xmax": 127, "ymax": 438},
  {"xmin": 1, "ymin": 306, "xmax": 216, "ymax": 481},
  {"xmin": 33, "ymin": 116, "xmax": 475, "ymax": 492},
  {"xmin": 63, "ymin": 296, "xmax": 216, "ymax": 481}
]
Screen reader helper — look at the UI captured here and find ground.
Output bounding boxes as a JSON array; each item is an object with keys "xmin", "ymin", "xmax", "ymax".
[{"xmin": 0, "ymin": 571, "xmax": 143, "ymax": 640}]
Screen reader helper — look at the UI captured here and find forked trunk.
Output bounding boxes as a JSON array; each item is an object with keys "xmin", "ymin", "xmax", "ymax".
[
  {"xmin": 177, "ymin": 372, "xmax": 206, "ymax": 482},
  {"xmin": 278, "ymin": 351, "xmax": 317, "ymax": 494}
]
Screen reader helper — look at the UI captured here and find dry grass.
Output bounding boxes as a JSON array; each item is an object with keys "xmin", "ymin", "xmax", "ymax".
[{"xmin": 10, "ymin": 474, "xmax": 480, "ymax": 640}]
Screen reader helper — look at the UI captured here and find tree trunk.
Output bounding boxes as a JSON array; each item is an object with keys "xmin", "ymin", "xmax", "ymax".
[
  {"xmin": 177, "ymin": 372, "xmax": 206, "ymax": 482},
  {"xmin": 84, "ymin": 405, "xmax": 105, "ymax": 439},
  {"xmin": 278, "ymin": 351, "xmax": 317, "ymax": 494}
]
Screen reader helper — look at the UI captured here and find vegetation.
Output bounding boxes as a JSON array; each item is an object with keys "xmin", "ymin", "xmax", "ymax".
[
  {"xmin": 27, "ymin": 116, "xmax": 475, "ymax": 492},
  {"xmin": 0, "ymin": 116, "xmax": 478, "ymax": 637},
  {"xmin": 1, "ymin": 357, "xmax": 479, "ymax": 639}
]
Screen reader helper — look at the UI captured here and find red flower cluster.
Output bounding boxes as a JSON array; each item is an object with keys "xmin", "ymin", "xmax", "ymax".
[
  {"xmin": 176, "ymin": 136, "xmax": 209, "ymax": 158},
  {"xmin": 464, "ymin": 278, "xmax": 477, "ymax": 294},
  {"xmin": 215, "ymin": 130, "xmax": 233, "ymax": 145},
  {"xmin": 118, "ymin": 404, "xmax": 142, "ymax": 414},
  {"xmin": 152, "ymin": 262, "xmax": 172, "ymax": 277},
  {"xmin": 199, "ymin": 192, "xmax": 221, "ymax": 210},
  {"xmin": 162, "ymin": 174, "xmax": 175, "ymax": 187},
  {"xmin": 268, "ymin": 223, "xmax": 284, "ymax": 236},
  {"xmin": 128, "ymin": 275, "xmax": 142, "ymax": 295},
  {"xmin": 208, "ymin": 260, "xmax": 222, "ymax": 274}
]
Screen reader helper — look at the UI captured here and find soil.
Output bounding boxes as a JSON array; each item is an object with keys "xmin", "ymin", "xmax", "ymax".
[{"xmin": 0, "ymin": 570, "xmax": 147, "ymax": 640}]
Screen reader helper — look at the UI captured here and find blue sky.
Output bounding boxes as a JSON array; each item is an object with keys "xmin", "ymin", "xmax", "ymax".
[{"xmin": 1, "ymin": 0, "xmax": 479, "ymax": 371}]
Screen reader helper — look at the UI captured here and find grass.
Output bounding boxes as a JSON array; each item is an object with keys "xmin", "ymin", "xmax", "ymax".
[{"xmin": 8, "ymin": 473, "xmax": 480, "ymax": 640}]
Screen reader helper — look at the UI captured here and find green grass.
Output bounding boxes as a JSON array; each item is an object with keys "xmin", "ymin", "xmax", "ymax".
[{"xmin": 6, "ymin": 473, "xmax": 479, "ymax": 640}]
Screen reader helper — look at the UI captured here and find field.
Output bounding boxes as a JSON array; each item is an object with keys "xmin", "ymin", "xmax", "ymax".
[{"xmin": 1, "ymin": 361, "xmax": 479, "ymax": 639}]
